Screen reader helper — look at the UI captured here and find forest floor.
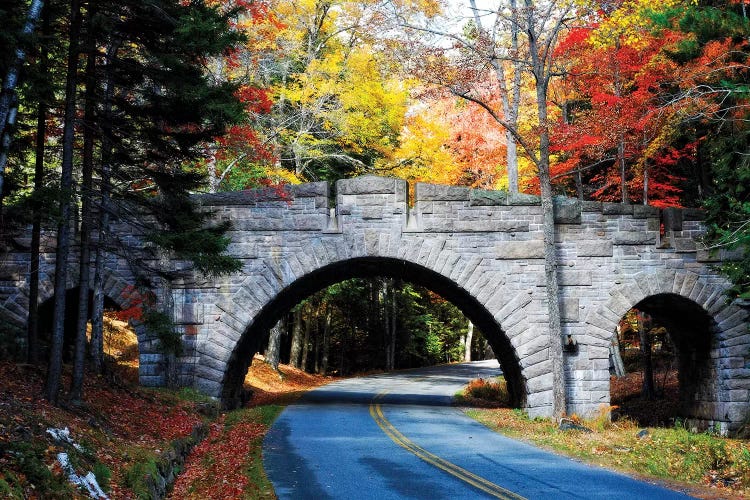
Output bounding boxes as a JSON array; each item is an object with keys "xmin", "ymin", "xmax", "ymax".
[
  {"xmin": 1, "ymin": 344, "xmax": 748, "ymax": 498},
  {"xmin": 0, "ymin": 353, "xmax": 329, "ymax": 499}
]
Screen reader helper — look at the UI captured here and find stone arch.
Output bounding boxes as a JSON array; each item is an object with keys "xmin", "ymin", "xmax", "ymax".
[
  {"xmin": 586, "ymin": 269, "xmax": 750, "ymax": 430},
  {"xmin": 200, "ymin": 255, "xmax": 529, "ymax": 410},
  {"xmin": 1, "ymin": 258, "xmax": 136, "ymax": 330}
]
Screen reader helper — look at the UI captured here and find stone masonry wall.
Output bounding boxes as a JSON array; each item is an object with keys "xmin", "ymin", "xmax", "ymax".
[{"xmin": 1, "ymin": 176, "xmax": 748, "ymax": 430}]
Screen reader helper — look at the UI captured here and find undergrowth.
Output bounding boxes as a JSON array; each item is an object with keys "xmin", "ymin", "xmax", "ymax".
[
  {"xmin": 455, "ymin": 376, "xmax": 510, "ymax": 407},
  {"xmin": 466, "ymin": 405, "xmax": 750, "ymax": 496}
]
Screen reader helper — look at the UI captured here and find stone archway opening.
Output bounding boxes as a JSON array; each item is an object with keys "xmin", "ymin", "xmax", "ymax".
[
  {"xmin": 265, "ymin": 278, "xmax": 497, "ymax": 376},
  {"xmin": 36, "ymin": 288, "xmax": 137, "ymax": 380},
  {"xmin": 610, "ymin": 293, "xmax": 715, "ymax": 427},
  {"xmin": 220, "ymin": 257, "xmax": 526, "ymax": 410}
]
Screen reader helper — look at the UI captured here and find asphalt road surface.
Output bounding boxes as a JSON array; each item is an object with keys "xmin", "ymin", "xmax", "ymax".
[{"xmin": 263, "ymin": 361, "xmax": 694, "ymax": 499}]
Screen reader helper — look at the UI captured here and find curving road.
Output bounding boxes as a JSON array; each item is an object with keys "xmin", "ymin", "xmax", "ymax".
[{"xmin": 263, "ymin": 361, "xmax": 694, "ymax": 499}]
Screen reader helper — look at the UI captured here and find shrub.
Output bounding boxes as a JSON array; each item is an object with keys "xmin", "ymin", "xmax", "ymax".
[{"xmin": 464, "ymin": 377, "xmax": 509, "ymax": 404}]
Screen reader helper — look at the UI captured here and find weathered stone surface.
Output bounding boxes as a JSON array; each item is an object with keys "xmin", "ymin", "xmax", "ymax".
[
  {"xmin": 337, "ymin": 175, "xmax": 406, "ymax": 196},
  {"xmin": 414, "ymin": 182, "xmax": 470, "ymax": 201},
  {"xmin": 553, "ymin": 197, "xmax": 581, "ymax": 224},
  {"xmin": 495, "ymin": 240, "xmax": 545, "ymax": 259},
  {"xmin": 560, "ymin": 298, "xmax": 580, "ymax": 323},
  {"xmin": 614, "ymin": 232, "xmax": 657, "ymax": 245},
  {"xmin": 293, "ymin": 181, "xmax": 328, "ymax": 198},
  {"xmin": 508, "ymin": 192, "xmax": 541, "ymax": 206},
  {"xmin": 577, "ymin": 241, "xmax": 613, "ymax": 257},
  {"xmin": 632, "ymin": 205, "xmax": 659, "ymax": 219},
  {"xmin": 469, "ymin": 189, "xmax": 507, "ymax": 206},
  {"xmin": 1, "ymin": 175, "xmax": 746, "ymax": 430},
  {"xmin": 602, "ymin": 203, "xmax": 633, "ymax": 215}
]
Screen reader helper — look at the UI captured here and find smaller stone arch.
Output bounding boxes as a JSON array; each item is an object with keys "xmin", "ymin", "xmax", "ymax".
[{"xmin": 587, "ymin": 269, "xmax": 750, "ymax": 431}]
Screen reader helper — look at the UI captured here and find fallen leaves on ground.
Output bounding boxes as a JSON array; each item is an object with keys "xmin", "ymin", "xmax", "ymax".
[
  {"xmin": 0, "ymin": 362, "xmax": 205, "ymax": 498},
  {"xmin": 168, "ymin": 355, "xmax": 330, "ymax": 499}
]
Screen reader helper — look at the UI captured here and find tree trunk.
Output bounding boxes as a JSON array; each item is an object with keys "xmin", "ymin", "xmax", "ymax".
[
  {"xmin": 0, "ymin": 0, "xmax": 45, "ymax": 202},
  {"xmin": 464, "ymin": 320, "xmax": 474, "ymax": 362},
  {"xmin": 89, "ymin": 170, "xmax": 110, "ymax": 375},
  {"xmin": 301, "ymin": 305, "xmax": 311, "ymax": 371},
  {"xmin": 382, "ymin": 279, "xmax": 394, "ymax": 370},
  {"xmin": 527, "ymin": 6, "xmax": 566, "ymax": 417},
  {"xmin": 265, "ymin": 319, "xmax": 283, "ymax": 372},
  {"xmin": 469, "ymin": 0, "xmax": 520, "ymax": 193},
  {"xmin": 206, "ymin": 148, "xmax": 218, "ymax": 193},
  {"xmin": 89, "ymin": 40, "xmax": 119, "ymax": 375},
  {"xmin": 638, "ymin": 314, "xmax": 655, "ymax": 399},
  {"xmin": 44, "ymin": 0, "xmax": 81, "ymax": 404},
  {"xmin": 70, "ymin": 21, "xmax": 98, "ymax": 401},
  {"xmin": 389, "ymin": 279, "xmax": 397, "ymax": 370},
  {"xmin": 610, "ymin": 326, "xmax": 626, "ymax": 377},
  {"xmin": 618, "ymin": 136, "xmax": 628, "ymax": 203},
  {"xmin": 27, "ymin": 3, "xmax": 50, "ymax": 365},
  {"xmin": 289, "ymin": 308, "xmax": 303, "ymax": 369},
  {"xmin": 506, "ymin": 133, "xmax": 518, "ymax": 193},
  {"xmin": 320, "ymin": 308, "xmax": 331, "ymax": 375}
]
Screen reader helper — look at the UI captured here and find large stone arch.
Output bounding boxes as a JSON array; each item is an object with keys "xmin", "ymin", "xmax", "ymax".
[
  {"xmin": 191, "ymin": 210, "xmax": 549, "ymax": 411},
  {"xmin": 585, "ymin": 269, "xmax": 750, "ymax": 431},
  {"xmin": 215, "ymin": 256, "xmax": 527, "ymax": 409}
]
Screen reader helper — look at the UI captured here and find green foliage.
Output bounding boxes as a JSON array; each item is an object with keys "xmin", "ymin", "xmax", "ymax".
[
  {"xmin": 92, "ymin": 462, "xmax": 111, "ymax": 493},
  {"xmin": 0, "ymin": 441, "xmax": 74, "ymax": 497},
  {"xmin": 123, "ymin": 454, "xmax": 160, "ymax": 500},
  {"xmin": 0, "ymin": 320, "xmax": 24, "ymax": 361},
  {"xmin": 0, "ymin": 477, "xmax": 21, "ymax": 499},
  {"xmin": 296, "ymin": 278, "xmax": 475, "ymax": 375},
  {"xmin": 146, "ymin": 221, "xmax": 242, "ymax": 278},
  {"xmin": 664, "ymin": 5, "xmax": 750, "ymax": 299},
  {"xmin": 142, "ymin": 309, "xmax": 182, "ymax": 357}
]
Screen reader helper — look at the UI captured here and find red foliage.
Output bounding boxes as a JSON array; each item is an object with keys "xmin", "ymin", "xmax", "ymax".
[
  {"xmin": 112, "ymin": 285, "xmax": 154, "ymax": 323},
  {"xmin": 551, "ymin": 26, "xmax": 690, "ymax": 205},
  {"xmin": 235, "ymin": 85, "xmax": 273, "ymax": 114},
  {"xmin": 169, "ymin": 417, "xmax": 267, "ymax": 499}
]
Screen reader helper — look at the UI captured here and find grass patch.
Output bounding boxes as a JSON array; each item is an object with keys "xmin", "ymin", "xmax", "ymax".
[
  {"xmin": 0, "ymin": 441, "xmax": 75, "ymax": 498},
  {"xmin": 465, "ymin": 406, "xmax": 750, "ymax": 496},
  {"xmin": 123, "ymin": 450, "xmax": 160, "ymax": 499},
  {"xmin": 225, "ymin": 405, "xmax": 283, "ymax": 428}
]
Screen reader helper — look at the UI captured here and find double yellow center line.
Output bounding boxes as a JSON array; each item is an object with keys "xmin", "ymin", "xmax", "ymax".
[{"xmin": 368, "ymin": 391, "xmax": 526, "ymax": 500}]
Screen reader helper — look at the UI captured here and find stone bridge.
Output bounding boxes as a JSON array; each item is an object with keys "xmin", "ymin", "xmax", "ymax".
[{"xmin": 1, "ymin": 176, "xmax": 748, "ymax": 431}]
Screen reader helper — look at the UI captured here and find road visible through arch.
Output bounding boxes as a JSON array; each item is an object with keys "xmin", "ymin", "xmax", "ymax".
[{"xmin": 263, "ymin": 361, "xmax": 693, "ymax": 499}]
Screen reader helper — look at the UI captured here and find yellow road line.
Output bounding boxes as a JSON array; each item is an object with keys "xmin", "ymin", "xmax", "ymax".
[{"xmin": 369, "ymin": 399, "xmax": 526, "ymax": 500}]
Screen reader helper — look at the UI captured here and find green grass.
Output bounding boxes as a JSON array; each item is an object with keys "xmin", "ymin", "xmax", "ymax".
[
  {"xmin": 225, "ymin": 404, "xmax": 283, "ymax": 429},
  {"xmin": 465, "ymin": 407, "xmax": 750, "ymax": 494}
]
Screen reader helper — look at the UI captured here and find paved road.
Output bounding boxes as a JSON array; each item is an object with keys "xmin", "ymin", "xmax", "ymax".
[{"xmin": 263, "ymin": 361, "xmax": 694, "ymax": 499}]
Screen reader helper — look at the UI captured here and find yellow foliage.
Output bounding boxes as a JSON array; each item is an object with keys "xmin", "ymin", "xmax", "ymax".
[
  {"xmin": 379, "ymin": 111, "xmax": 461, "ymax": 185},
  {"xmin": 590, "ymin": 0, "xmax": 693, "ymax": 49}
]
